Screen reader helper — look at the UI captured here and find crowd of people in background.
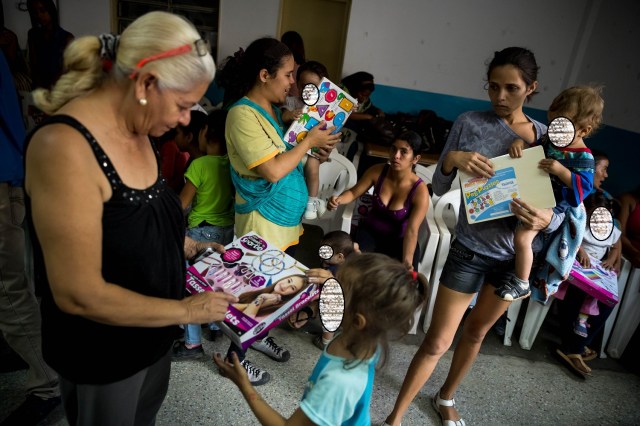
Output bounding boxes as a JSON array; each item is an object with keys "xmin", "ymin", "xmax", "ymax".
[{"xmin": 2, "ymin": 5, "xmax": 640, "ymax": 426}]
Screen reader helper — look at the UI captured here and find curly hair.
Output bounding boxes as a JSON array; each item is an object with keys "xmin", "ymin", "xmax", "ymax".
[{"xmin": 548, "ymin": 85, "xmax": 605, "ymax": 136}]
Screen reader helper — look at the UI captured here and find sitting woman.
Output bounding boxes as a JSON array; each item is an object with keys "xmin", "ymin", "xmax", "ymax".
[{"xmin": 328, "ymin": 130, "xmax": 429, "ymax": 271}]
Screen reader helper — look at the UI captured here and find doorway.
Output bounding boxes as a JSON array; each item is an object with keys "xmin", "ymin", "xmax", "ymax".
[{"xmin": 279, "ymin": 0, "xmax": 351, "ymax": 82}]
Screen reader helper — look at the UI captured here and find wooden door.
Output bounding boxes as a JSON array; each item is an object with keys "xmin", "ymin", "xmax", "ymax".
[{"xmin": 279, "ymin": 0, "xmax": 351, "ymax": 82}]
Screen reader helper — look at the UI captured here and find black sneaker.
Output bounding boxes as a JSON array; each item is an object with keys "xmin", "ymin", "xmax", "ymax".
[
  {"xmin": 495, "ymin": 280, "xmax": 531, "ymax": 301},
  {"xmin": 251, "ymin": 336, "xmax": 290, "ymax": 362},
  {"xmin": 172, "ymin": 342, "xmax": 204, "ymax": 360},
  {"xmin": 204, "ymin": 328, "xmax": 223, "ymax": 342},
  {"xmin": 0, "ymin": 394, "xmax": 61, "ymax": 426}
]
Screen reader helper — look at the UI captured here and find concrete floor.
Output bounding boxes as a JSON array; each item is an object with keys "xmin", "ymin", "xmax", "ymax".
[{"xmin": 2, "ymin": 225, "xmax": 640, "ymax": 425}]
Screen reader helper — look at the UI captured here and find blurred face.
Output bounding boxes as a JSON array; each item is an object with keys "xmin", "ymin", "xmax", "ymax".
[
  {"xmin": 144, "ymin": 80, "xmax": 209, "ymax": 138},
  {"xmin": 264, "ymin": 55, "xmax": 295, "ymax": 104},
  {"xmin": 389, "ymin": 139, "xmax": 418, "ymax": 171},
  {"xmin": 297, "ymin": 70, "xmax": 322, "ymax": 96},
  {"xmin": 274, "ymin": 275, "xmax": 305, "ymax": 296},
  {"xmin": 322, "ymin": 252, "xmax": 344, "ymax": 268},
  {"xmin": 546, "ymin": 111, "xmax": 591, "ymax": 147},
  {"xmin": 487, "ymin": 65, "xmax": 536, "ymax": 118},
  {"xmin": 32, "ymin": 1, "xmax": 52, "ymax": 27},
  {"xmin": 174, "ymin": 127, "xmax": 190, "ymax": 151},
  {"xmin": 356, "ymin": 88, "xmax": 372, "ymax": 104},
  {"xmin": 593, "ymin": 158, "xmax": 609, "ymax": 189}
]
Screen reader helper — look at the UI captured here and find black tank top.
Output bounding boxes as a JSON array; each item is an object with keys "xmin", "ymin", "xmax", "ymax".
[{"xmin": 27, "ymin": 115, "xmax": 185, "ymax": 384}]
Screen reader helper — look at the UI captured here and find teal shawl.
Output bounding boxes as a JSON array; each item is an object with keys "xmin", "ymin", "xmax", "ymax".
[{"xmin": 229, "ymin": 98, "xmax": 307, "ymax": 227}]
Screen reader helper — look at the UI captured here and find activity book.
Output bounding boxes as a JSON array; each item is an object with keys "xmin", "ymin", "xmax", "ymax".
[
  {"xmin": 185, "ymin": 232, "xmax": 317, "ymax": 350},
  {"xmin": 284, "ymin": 77, "xmax": 357, "ymax": 149},
  {"xmin": 459, "ymin": 146, "xmax": 556, "ymax": 224}
]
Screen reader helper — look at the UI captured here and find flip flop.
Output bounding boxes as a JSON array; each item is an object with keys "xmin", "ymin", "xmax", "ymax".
[
  {"xmin": 555, "ymin": 349, "xmax": 592, "ymax": 378},
  {"xmin": 582, "ymin": 346, "xmax": 597, "ymax": 362}
]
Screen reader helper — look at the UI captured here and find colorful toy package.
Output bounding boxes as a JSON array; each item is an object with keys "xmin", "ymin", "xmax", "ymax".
[
  {"xmin": 461, "ymin": 167, "xmax": 521, "ymax": 224},
  {"xmin": 568, "ymin": 256, "xmax": 619, "ymax": 307},
  {"xmin": 185, "ymin": 232, "xmax": 317, "ymax": 350},
  {"xmin": 284, "ymin": 77, "xmax": 357, "ymax": 149}
]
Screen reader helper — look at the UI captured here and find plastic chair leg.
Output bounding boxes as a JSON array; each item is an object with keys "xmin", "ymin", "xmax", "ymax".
[
  {"xmin": 503, "ymin": 299, "xmax": 523, "ymax": 346},
  {"xmin": 518, "ymin": 298, "xmax": 554, "ymax": 350}
]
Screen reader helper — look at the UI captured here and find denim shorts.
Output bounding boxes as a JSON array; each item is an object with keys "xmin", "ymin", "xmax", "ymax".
[
  {"xmin": 439, "ymin": 239, "xmax": 515, "ymax": 294},
  {"xmin": 186, "ymin": 224, "xmax": 234, "ymax": 245}
]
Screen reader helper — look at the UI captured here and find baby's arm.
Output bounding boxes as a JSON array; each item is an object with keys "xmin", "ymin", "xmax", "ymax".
[
  {"xmin": 213, "ymin": 353, "xmax": 315, "ymax": 425},
  {"xmin": 509, "ymin": 138, "xmax": 529, "ymax": 158},
  {"xmin": 539, "ymin": 159, "xmax": 573, "ymax": 188}
]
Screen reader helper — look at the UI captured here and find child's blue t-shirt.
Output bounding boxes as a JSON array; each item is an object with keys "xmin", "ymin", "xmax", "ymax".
[{"xmin": 300, "ymin": 347, "xmax": 379, "ymax": 426}]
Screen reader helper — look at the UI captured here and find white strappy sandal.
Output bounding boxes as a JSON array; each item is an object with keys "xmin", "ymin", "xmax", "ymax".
[{"xmin": 431, "ymin": 391, "xmax": 466, "ymax": 426}]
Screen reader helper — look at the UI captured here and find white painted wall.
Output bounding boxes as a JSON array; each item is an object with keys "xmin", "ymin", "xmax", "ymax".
[
  {"xmin": 3, "ymin": 0, "xmax": 638, "ymax": 132},
  {"xmin": 58, "ymin": 0, "xmax": 110, "ymax": 38},
  {"xmin": 342, "ymin": 0, "xmax": 639, "ymax": 132},
  {"xmin": 217, "ymin": 0, "xmax": 281, "ymax": 64},
  {"xmin": 3, "ymin": 1, "xmax": 32, "ymax": 48}
]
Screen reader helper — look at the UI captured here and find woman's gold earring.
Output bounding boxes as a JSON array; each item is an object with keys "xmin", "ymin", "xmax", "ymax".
[{"xmin": 139, "ymin": 98, "xmax": 148, "ymax": 106}]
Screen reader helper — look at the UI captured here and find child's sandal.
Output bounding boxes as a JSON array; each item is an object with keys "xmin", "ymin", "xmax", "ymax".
[{"xmin": 431, "ymin": 391, "xmax": 466, "ymax": 426}]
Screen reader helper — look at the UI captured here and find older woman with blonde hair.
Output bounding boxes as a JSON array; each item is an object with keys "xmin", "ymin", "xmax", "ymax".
[{"xmin": 25, "ymin": 11, "xmax": 235, "ymax": 425}]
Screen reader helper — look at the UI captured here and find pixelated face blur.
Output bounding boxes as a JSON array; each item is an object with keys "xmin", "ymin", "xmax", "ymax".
[
  {"xmin": 593, "ymin": 158, "xmax": 609, "ymax": 189},
  {"xmin": 487, "ymin": 65, "xmax": 536, "ymax": 118},
  {"xmin": 265, "ymin": 54, "xmax": 295, "ymax": 104},
  {"xmin": 297, "ymin": 70, "xmax": 323, "ymax": 96},
  {"xmin": 389, "ymin": 139, "xmax": 417, "ymax": 170},
  {"xmin": 546, "ymin": 111, "xmax": 591, "ymax": 147},
  {"xmin": 322, "ymin": 252, "xmax": 343, "ymax": 267},
  {"xmin": 274, "ymin": 275, "xmax": 305, "ymax": 296}
]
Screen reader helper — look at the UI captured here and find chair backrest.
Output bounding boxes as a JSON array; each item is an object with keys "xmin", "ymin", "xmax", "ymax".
[
  {"xmin": 422, "ymin": 188, "xmax": 462, "ymax": 332},
  {"xmin": 415, "ymin": 163, "xmax": 461, "ymax": 206},
  {"xmin": 302, "ymin": 151, "xmax": 358, "ymax": 233},
  {"xmin": 335, "ymin": 128, "xmax": 362, "ymax": 170},
  {"xmin": 434, "ymin": 189, "xmax": 461, "ymax": 234}
]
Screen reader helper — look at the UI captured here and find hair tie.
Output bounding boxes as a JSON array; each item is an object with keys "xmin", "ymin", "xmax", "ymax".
[
  {"xmin": 99, "ymin": 33, "xmax": 120, "ymax": 72},
  {"xmin": 410, "ymin": 270, "xmax": 418, "ymax": 281}
]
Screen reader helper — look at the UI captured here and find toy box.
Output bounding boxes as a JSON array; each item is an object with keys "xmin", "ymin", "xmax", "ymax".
[
  {"xmin": 568, "ymin": 256, "xmax": 619, "ymax": 307},
  {"xmin": 185, "ymin": 232, "xmax": 317, "ymax": 350}
]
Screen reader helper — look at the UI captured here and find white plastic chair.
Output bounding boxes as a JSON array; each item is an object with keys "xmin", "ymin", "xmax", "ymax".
[
  {"xmin": 408, "ymin": 192, "xmax": 439, "ymax": 334},
  {"xmin": 334, "ymin": 128, "xmax": 362, "ymax": 171},
  {"xmin": 301, "ymin": 151, "xmax": 357, "ymax": 234},
  {"xmin": 607, "ymin": 258, "xmax": 640, "ymax": 358},
  {"xmin": 511, "ymin": 257, "xmax": 634, "ymax": 354},
  {"xmin": 423, "ymin": 189, "xmax": 461, "ymax": 332}
]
